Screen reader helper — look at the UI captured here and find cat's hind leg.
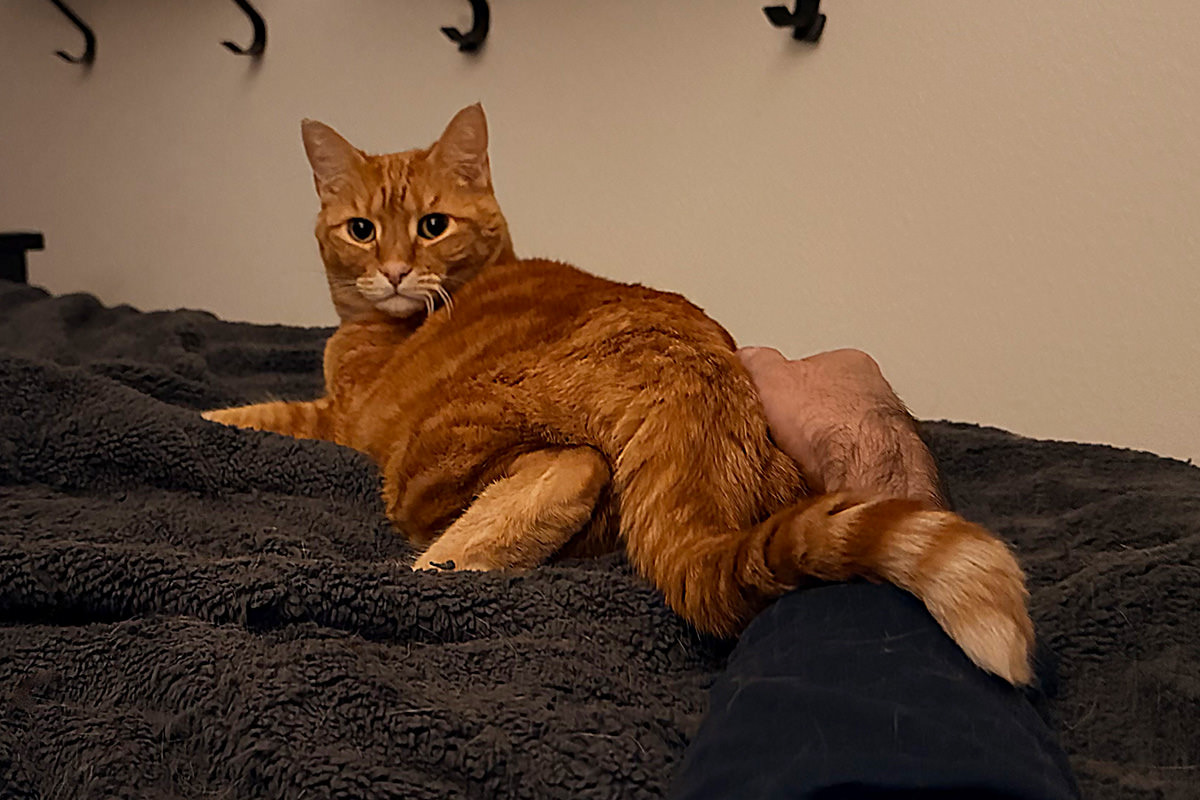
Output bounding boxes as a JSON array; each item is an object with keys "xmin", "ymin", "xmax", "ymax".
[
  {"xmin": 202, "ymin": 398, "xmax": 335, "ymax": 441},
  {"xmin": 412, "ymin": 447, "xmax": 610, "ymax": 571}
]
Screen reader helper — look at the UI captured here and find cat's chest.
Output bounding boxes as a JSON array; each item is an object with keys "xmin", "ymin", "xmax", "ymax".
[{"xmin": 324, "ymin": 305, "xmax": 543, "ymax": 450}]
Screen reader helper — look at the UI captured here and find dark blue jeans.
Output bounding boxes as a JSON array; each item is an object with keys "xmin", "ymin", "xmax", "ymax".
[{"xmin": 669, "ymin": 583, "xmax": 1079, "ymax": 799}]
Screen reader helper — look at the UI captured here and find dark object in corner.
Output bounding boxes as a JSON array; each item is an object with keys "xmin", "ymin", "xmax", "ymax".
[
  {"xmin": 0, "ymin": 232, "xmax": 44, "ymax": 284},
  {"xmin": 442, "ymin": 0, "xmax": 490, "ymax": 53},
  {"xmin": 47, "ymin": 0, "xmax": 95, "ymax": 65},
  {"xmin": 764, "ymin": 0, "xmax": 826, "ymax": 42},
  {"xmin": 222, "ymin": 0, "xmax": 267, "ymax": 57}
]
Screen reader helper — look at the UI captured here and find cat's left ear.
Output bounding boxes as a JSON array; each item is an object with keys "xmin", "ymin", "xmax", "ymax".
[{"xmin": 432, "ymin": 103, "xmax": 492, "ymax": 189}]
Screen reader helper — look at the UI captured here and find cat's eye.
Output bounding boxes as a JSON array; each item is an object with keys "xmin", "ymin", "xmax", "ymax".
[
  {"xmin": 417, "ymin": 213, "xmax": 450, "ymax": 240},
  {"xmin": 347, "ymin": 218, "xmax": 376, "ymax": 243}
]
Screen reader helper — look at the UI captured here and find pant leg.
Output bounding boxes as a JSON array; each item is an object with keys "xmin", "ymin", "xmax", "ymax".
[{"xmin": 669, "ymin": 583, "xmax": 1079, "ymax": 800}]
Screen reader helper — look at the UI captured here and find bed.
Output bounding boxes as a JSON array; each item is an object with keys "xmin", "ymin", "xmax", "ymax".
[{"xmin": 1, "ymin": 278, "xmax": 1197, "ymax": 799}]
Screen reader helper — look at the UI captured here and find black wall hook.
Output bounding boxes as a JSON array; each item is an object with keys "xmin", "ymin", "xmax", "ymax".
[
  {"xmin": 48, "ymin": 0, "xmax": 95, "ymax": 65},
  {"xmin": 442, "ymin": 0, "xmax": 490, "ymax": 53},
  {"xmin": 764, "ymin": 0, "xmax": 826, "ymax": 42},
  {"xmin": 222, "ymin": 0, "xmax": 266, "ymax": 57}
]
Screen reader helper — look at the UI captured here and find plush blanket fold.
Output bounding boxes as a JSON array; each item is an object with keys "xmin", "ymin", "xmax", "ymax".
[{"xmin": 0, "ymin": 280, "xmax": 1196, "ymax": 799}]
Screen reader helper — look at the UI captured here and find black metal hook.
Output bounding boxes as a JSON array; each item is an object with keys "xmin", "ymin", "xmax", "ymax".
[
  {"xmin": 222, "ymin": 0, "xmax": 267, "ymax": 57},
  {"xmin": 441, "ymin": 0, "xmax": 490, "ymax": 53},
  {"xmin": 47, "ymin": 0, "xmax": 95, "ymax": 65},
  {"xmin": 764, "ymin": 0, "xmax": 826, "ymax": 43}
]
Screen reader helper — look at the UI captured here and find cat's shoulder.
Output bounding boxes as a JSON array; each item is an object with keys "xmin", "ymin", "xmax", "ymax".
[
  {"xmin": 472, "ymin": 257, "xmax": 706, "ymax": 320},
  {"xmin": 474, "ymin": 257, "xmax": 622, "ymax": 294},
  {"xmin": 501, "ymin": 257, "xmax": 603, "ymax": 281}
]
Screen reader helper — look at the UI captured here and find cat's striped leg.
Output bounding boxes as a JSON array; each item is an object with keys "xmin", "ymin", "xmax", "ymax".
[
  {"xmin": 202, "ymin": 397, "xmax": 335, "ymax": 441},
  {"xmin": 412, "ymin": 447, "xmax": 610, "ymax": 572}
]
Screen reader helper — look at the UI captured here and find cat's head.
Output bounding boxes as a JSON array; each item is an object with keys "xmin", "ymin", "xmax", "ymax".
[{"xmin": 301, "ymin": 104, "xmax": 515, "ymax": 322}]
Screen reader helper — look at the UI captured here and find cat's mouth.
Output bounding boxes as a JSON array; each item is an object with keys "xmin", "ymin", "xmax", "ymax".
[
  {"xmin": 354, "ymin": 270, "xmax": 453, "ymax": 319},
  {"xmin": 373, "ymin": 293, "xmax": 428, "ymax": 317}
]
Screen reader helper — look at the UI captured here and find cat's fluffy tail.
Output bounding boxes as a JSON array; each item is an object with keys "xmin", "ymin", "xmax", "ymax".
[{"xmin": 624, "ymin": 489, "xmax": 1034, "ymax": 685}]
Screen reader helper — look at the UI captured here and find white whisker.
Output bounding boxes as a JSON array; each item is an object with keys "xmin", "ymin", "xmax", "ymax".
[{"xmin": 435, "ymin": 284, "xmax": 454, "ymax": 317}]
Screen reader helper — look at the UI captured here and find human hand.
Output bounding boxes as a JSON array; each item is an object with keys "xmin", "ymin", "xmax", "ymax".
[{"xmin": 737, "ymin": 347, "xmax": 948, "ymax": 508}]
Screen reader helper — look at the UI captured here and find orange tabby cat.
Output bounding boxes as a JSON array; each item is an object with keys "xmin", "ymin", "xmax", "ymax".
[{"xmin": 205, "ymin": 105, "xmax": 1034, "ymax": 684}]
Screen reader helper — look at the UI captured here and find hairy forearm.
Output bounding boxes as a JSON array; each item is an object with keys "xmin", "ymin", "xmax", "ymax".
[
  {"xmin": 806, "ymin": 400, "xmax": 949, "ymax": 510},
  {"xmin": 739, "ymin": 347, "xmax": 952, "ymax": 511}
]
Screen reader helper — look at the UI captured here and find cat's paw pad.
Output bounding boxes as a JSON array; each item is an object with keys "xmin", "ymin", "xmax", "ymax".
[{"xmin": 412, "ymin": 556, "xmax": 459, "ymax": 572}]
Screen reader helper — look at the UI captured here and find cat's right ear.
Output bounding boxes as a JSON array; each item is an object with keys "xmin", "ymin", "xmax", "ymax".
[{"xmin": 301, "ymin": 119, "xmax": 364, "ymax": 200}]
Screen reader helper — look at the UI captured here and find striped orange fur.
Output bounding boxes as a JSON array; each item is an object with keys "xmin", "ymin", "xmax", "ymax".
[{"xmin": 205, "ymin": 105, "xmax": 1034, "ymax": 684}]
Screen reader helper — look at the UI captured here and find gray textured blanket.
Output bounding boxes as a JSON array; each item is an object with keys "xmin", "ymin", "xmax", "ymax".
[{"xmin": 1, "ymin": 280, "xmax": 1197, "ymax": 799}]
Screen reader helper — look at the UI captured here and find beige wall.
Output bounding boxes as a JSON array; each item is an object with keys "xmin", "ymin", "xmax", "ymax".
[{"xmin": 2, "ymin": 1, "xmax": 1198, "ymax": 464}]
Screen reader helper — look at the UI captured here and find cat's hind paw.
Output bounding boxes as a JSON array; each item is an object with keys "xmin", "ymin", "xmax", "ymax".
[{"xmin": 412, "ymin": 557, "xmax": 458, "ymax": 571}]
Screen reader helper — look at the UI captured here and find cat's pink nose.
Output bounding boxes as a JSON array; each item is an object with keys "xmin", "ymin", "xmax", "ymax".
[{"xmin": 380, "ymin": 262, "xmax": 410, "ymax": 287}]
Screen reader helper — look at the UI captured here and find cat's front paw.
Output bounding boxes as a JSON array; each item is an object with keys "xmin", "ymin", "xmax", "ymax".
[{"xmin": 201, "ymin": 407, "xmax": 260, "ymax": 431}]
